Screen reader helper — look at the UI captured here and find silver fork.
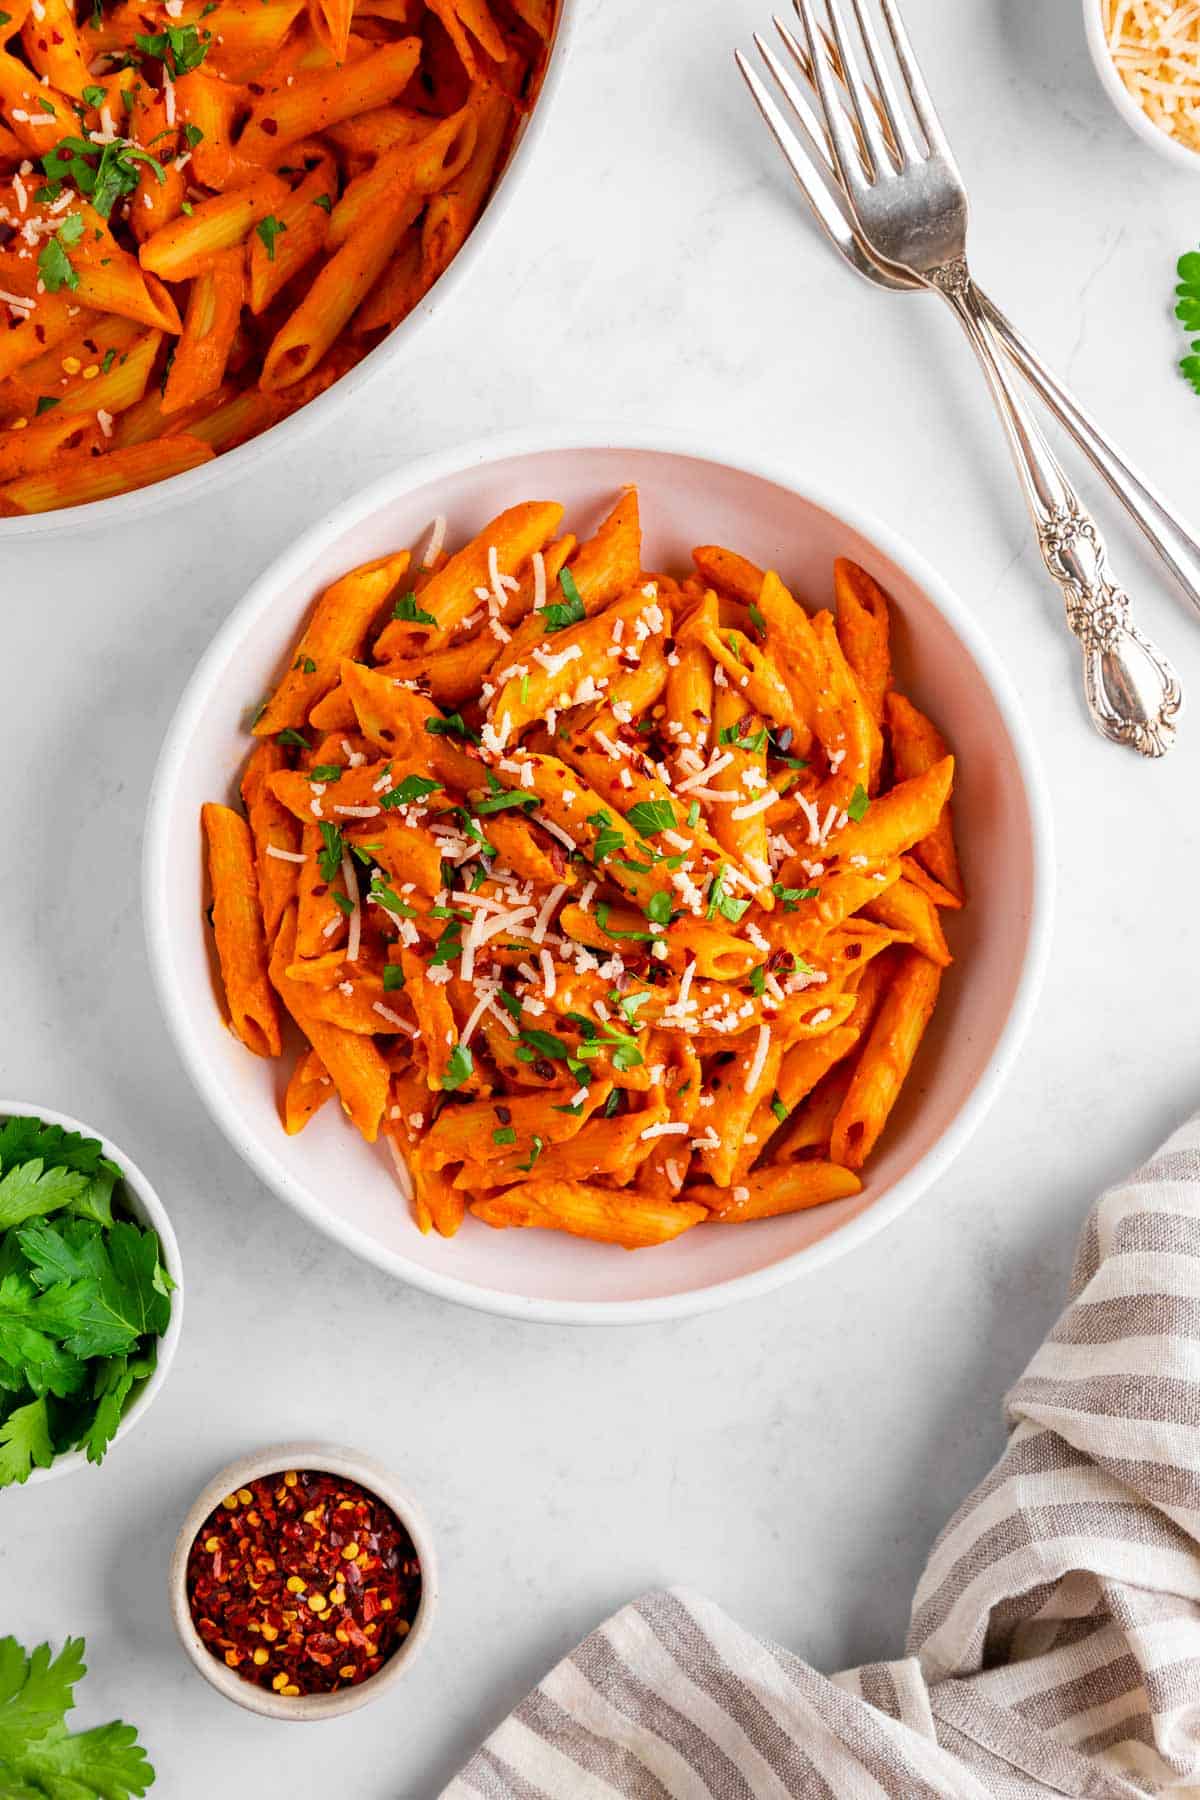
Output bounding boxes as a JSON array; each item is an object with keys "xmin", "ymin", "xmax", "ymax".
[
  {"xmin": 737, "ymin": 20, "xmax": 1200, "ymax": 632},
  {"xmin": 770, "ymin": 0, "xmax": 1183, "ymax": 757}
]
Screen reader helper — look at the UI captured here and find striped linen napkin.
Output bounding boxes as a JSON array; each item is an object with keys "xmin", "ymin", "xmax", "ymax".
[{"xmin": 444, "ymin": 1115, "xmax": 1200, "ymax": 1799}]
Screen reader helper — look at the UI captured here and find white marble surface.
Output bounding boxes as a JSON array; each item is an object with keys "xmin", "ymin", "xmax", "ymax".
[{"xmin": 4, "ymin": 0, "xmax": 1200, "ymax": 1792}]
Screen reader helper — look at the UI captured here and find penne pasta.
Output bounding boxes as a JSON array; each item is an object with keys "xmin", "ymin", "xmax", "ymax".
[{"xmin": 201, "ymin": 496, "xmax": 965, "ymax": 1249}]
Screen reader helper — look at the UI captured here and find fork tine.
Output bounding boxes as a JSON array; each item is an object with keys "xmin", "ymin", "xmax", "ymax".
[
  {"xmin": 816, "ymin": 0, "xmax": 894, "ymax": 179},
  {"xmin": 844, "ymin": 0, "xmax": 921, "ymax": 165},
  {"xmin": 791, "ymin": 0, "xmax": 871, "ymax": 196},
  {"xmin": 753, "ymin": 31, "xmax": 835, "ymax": 172},
  {"xmin": 773, "ymin": 15, "xmax": 877, "ymax": 181},
  {"xmin": 874, "ymin": 0, "xmax": 957, "ymax": 168},
  {"xmin": 736, "ymin": 45, "xmax": 855, "ymax": 241}
]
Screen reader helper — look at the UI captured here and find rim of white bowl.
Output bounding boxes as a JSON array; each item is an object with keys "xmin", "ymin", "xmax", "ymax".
[
  {"xmin": 0, "ymin": 3, "xmax": 579, "ymax": 540},
  {"xmin": 143, "ymin": 425, "xmax": 1056, "ymax": 1326},
  {"xmin": 0, "ymin": 1098, "xmax": 184, "ymax": 1481},
  {"xmin": 1082, "ymin": 0, "xmax": 1200, "ymax": 173},
  {"xmin": 167, "ymin": 1440, "xmax": 437, "ymax": 1720}
]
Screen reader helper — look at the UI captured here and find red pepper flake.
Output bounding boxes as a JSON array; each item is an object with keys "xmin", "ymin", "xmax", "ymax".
[{"xmin": 185, "ymin": 1469, "xmax": 421, "ymax": 1697}]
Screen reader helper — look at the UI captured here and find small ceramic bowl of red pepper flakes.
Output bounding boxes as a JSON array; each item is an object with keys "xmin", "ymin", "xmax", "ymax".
[{"xmin": 168, "ymin": 1442, "xmax": 437, "ymax": 1719}]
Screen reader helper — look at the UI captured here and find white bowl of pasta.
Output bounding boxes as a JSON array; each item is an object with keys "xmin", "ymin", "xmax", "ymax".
[
  {"xmin": 144, "ymin": 431, "xmax": 1052, "ymax": 1322},
  {"xmin": 0, "ymin": 0, "xmax": 574, "ymax": 528}
]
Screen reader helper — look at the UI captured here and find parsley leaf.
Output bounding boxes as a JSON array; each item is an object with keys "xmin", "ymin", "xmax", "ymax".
[
  {"xmin": 625, "ymin": 799, "xmax": 676, "ymax": 837},
  {"xmin": 382, "ymin": 964, "xmax": 405, "ymax": 992},
  {"xmin": 316, "ymin": 821, "xmax": 344, "ymax": 883},
  {"xmin": 0, "ymin": 1162, "xmax": 90, "ymax": 1232},
  {"xmin": 847, "ymin": 784, "xmax": 870, "ymax": 823},
  {"xmin": 424, "ymin": 711, "xmax": 475, "ymax": 741},
  {"xmin": 539, "ymin": 566, "xmax": 585, "ymax": 632},
  {"xmin": 40, "ymin": 137, "xmax": 165, "ymax": 220},
  {"xmin": 771, "ymin": 882, "xmax": 819, "ymax": 911},
  {"xmin": 255, "ymin": 213, "xmax": 287, "ymax": 260},
  {"xmin": 276, "ymin": 727, "xmax": 309, "ymax": 749},
  {"xmin": 37, "ymin": 230, "xmax": 79, "ymax": 295},
  {"xmin": 309, "ymin": 763, "xmax": 342, "ymax": 782},
  {"xmin": 441, "ymin": 1044, "xmax": 473, "ymax": 1091},
  {"xmin": 587, "ymin": 810, "xmax": 626, "ymax": 861},
  {"xmin": 381, "ymin": 774, "xmax": 441, "ymax": 809},
  {"xmin": 705, "ymin": 868, "xmax": 750, "ymax": 925},
  {"xmin": 517, "ymin": 1134, "xmax": 544, "ymax": 1172},
  {"xmin": 492, "ymin": 1126, "xmax": 516, "ymax": 1146},
  {"xmin": 0, "ymin": 1632, "xmax": 155, "ymax": 1796},
  {"xmin": 393, "ymin": 591, "xmax": 436, "ymax": 626},
  {"xmin": 134, "ymin": 21, "xmax": 211, "ymax": 73},
  {"xmin": 594, "ymin": 902, "xmax": 656, "ymax": 943}
]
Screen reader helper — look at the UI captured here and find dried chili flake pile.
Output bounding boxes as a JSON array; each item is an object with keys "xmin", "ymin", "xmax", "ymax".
[{"xmin": 186, "ymin": 1468, "xmax": 422, "ymax": 1696}]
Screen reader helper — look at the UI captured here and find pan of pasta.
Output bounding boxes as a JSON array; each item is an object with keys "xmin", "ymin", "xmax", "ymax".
[
  {"xmin": 145, "ymin": 436, "xmax": 1052, "ymax": 1321},
  {"xmin": 0, "ymin": 0, "xmax": 568, "ymax": 523}
]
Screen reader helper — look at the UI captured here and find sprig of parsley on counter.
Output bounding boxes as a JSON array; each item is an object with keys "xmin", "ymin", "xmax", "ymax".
[
  {"xmin": 1175, "ymin": 251, "xmax": 1200, "ymax": 394},
  {"xmin": 0, "ymin": 1117, "xmax": 173, "ymax": 1488},
  {"xmin": 0, "ymin": 1635, "xmax": 155, "ymax": 1797}
]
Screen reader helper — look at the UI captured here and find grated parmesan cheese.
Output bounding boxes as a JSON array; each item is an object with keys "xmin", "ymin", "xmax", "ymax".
[{"xmin": 1103, "ymin": 0, "xmax": 1200, "ymax": 152}]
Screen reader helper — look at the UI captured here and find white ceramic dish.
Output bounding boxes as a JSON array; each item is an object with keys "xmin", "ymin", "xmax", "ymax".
[
  {"xmin": 1083, "ymin": 0, "xmax": 1200, "ymax": 172},
  {"xmin": 0, "ymin": 1099, "xmax": 184, "ymax": 1484},
  {"xmin": 144, "ymin": 429, "xmax": 1054, "ymax": 1325},
  {"xmin": 0, "ymin": 6, "xmax": 576, "ymax": 540},
  {"xmin": 168, "ymin": 1441, "xmax": 437, "ymax": 1720}
]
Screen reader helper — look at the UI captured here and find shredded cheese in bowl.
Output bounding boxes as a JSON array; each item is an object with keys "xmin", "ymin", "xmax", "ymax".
[{"xmin": 1103, "ymin": 0, "xmax": 1200, "ymax": 154}]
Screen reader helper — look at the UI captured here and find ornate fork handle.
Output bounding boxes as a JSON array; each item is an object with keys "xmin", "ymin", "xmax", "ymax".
[{"xmin": 931, "ymin": 258, "xmax": 1183, "ymax": 758}]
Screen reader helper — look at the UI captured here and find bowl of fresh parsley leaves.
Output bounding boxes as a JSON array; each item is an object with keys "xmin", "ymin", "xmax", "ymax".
[{"xmin": 0, "ymin": 1102, "xmax": 182, "ymax": 1488}]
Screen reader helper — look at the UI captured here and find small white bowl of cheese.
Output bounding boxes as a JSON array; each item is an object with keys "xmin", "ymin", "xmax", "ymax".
[{"xmin": 1085, "ymin": 0, "xmax": 1200, "ymax": 170}]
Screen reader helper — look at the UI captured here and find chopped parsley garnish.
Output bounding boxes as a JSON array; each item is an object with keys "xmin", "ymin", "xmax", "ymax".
[
  {"xmin": 625, "ymin": 799, "xmax": 676, "ymax": 837},
  {"xmin": 748, "ymin": 966, "xmax": 766, "ymax": 997},
  {"xmin": 539, "ymin": 566, "xmax": 585, "ymax": 633},
  {"xmin": 393, "ymin": 591, "xmax": 436, "ymax": 625},
  {"xmin": 381, "ymin": 774, "xmax": 441, "ymax": 809},
  {"xmin": 517, "ymin": 1134, "xmax": 544, "ymax": 1172},
  {"xmin": 382, "ymin": 964, "xmax": 405, "ymax": 992},
  {"xmin": 295, "ymin": 654, "xmax": 317, "ymax": 673},
  {"xmin": 424, "ymin": 710, "xmax": 474, "ymax": 741},
  {"xmin": 309, "ymin": 764, "xmax": 342, "ymax": 782},
  {"xmin": 34, "ymin": 396, "xmax": 60, "ymax": 416},
  {"xmin": 594, "ymin": 902, "xmax": 656, "ymax": 943},
  {"xmin": 492, "ymin": 1126, "xmax": 516, "ymax": 1146},
  {"xmin": 440, "ymin": 1044, "xmax": 473, "ymax": 1091},
  {"xmin": 748, "ymin": 601, "xmax": 767, "ymax": 637},
  {"xmin": 771, "ymin": 882, "xmax": 819, "ymax": 911},
  {"xmin": 613, "ymin": 989, "xmax": 651, "ymax": 1025},
  {"xmin": 847, "ymin": 784, "xmax": 870, "ymax": 822},
  {"xmin": 134, "ymin": 22, "xmax": 212, "ymax": 74},
  {"xmin": 645, "ymin": 891, "xmax": 672, "ymax": 926},
  {"xmin": 706, "ymin": 868, "xmax": 750, "ymax": 925},
  {"xmin": 497, "ymin": 989, "xmax": 523, "ymax": 1022},
  {"xmin": 317, "ymin": 821, "xmax": 344, "ymax": 882},
  {"xmin": 368, "ymin": 875, "xmax": 416, "ymax": 918},
  {"xmin": 770, "ymin": 1094, "xmax": 789, "ymax": 1124},
  {"xmin": 313, "ymin": 192, "xmax": 332, "ymax": 212},
  {"xmin": 255, "ymin": 213, "xmax": 287, "ymax": 261},
  {"xmin": 0, "ymin": 11, "xmax": 12, "ymax": 22},
  {"xmin": 603, "ymin": 1089, "xmax": 622, "ymax": 1118},
  {"xmin": 331, "ymin": 890, "xmax": 355, "ymax": 916},
  {"xmin": 82, "ymin": 82, "xmax": 106, "ymax": 107},
  {"xmin": 718, "ymin": 722, "xmax": 767, "ymax": 753},
  {"xmin": 686, "ymin": 800, "xmax": 700, "ymax": 830},
  {"xmin": 475, "ymin": 774, "xmax": 537, "ymax": 816},
  {"xmin": 587, "ymin": 810, "xmax": 626, "ymax": 860},
  {"xmin": 277, "ymin": 727, "xmax": 309, "ymax": 748},
  {"xmin": 101, "ymin": 347, "xmax": 116, "ymax": 374},
  {"xmin": 516, "ymin": 1028, "xmax": 568, "ymax": 1063},
  {"xmin": 36, "ymin": 227, "xmax": 79, "ymax": 295},
  {"xmin": 184, "ymin": 122, "xmax": 205, "ymax": 148},
  {"xmin": 453, "ymin": 809, "xmax": 496, "ymax": 855},
  {"xmin": 40, "ymin": 135, "xmax": 166, "ymax": 218},
  {"xmin": 429, "ymin": 922, "xmax": 463, "ymax": 968}
]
